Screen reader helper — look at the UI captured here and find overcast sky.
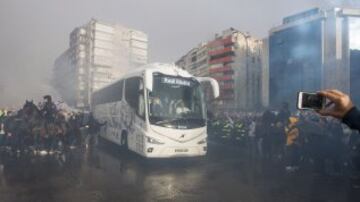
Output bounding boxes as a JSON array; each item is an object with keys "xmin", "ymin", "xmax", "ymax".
[{"xmin": 0, "ymin": 0, "xmax": 359, "ymax": 107}]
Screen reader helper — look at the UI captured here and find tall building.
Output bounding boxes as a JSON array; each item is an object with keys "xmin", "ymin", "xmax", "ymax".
[
  {"xmin": 53, "ymin": 19, "xmax": 148, "ymax": 109},
  {"xmin": 349, "ymin": 14, "xmax": 360, "ymax": 106},
  {"xmin": 176, "ymin": 28, "xmax": 263, "ymax": 112},
  {"xmin": 269, "ymin": 8, "xmax": 360, "ymax": 109},
  {"xmin": 53, "ymin": 50, "xmax": 76, "ymax": 106},
  {"xmin": 176, "ymin": 42, "xmax": 209, "ymax": 77}
]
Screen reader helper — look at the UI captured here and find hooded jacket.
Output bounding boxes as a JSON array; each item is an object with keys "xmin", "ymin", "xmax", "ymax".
[{"xmin": 343, "ymin": 107, "xmax": 360, "ymax": 132}]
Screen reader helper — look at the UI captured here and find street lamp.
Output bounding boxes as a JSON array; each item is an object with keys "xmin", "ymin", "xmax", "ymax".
[{"xmin": 238, "ymin": 31, "xmax": 250, "ymax": 110}]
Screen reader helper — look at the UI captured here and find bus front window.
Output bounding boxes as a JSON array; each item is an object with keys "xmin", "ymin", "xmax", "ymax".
[{"xmin": 148, "ymin": 74, "xmax": 206, "ymax": 129}]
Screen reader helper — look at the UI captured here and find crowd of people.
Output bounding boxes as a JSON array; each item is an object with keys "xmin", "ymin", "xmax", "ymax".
[
  {"xmin": 1, "ymin": 90, "xmax": 360, "ymax": 178},
  {"xmin": 208, "ymin": 99, "xmax": 360, "ymax": 176},
  {"xmin": 0, "ymin": 95, "xmax": 103, "ymax": 156}
]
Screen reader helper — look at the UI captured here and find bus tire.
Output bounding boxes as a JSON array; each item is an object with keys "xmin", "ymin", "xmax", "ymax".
[{"xmin": 121, "ymin": 131, "xmax": 128, "ymax": 150}]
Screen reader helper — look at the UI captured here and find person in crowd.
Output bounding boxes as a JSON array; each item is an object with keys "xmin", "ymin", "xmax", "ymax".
[
  {"xmin": 0, "ymin": 109, "xmax": 6, "ymax": 128},
  {"xmin": 298, "ymin": 112, "xmax": 319, "ymax": 162},
  {"xmin": 272, "ymin": 120, "xmax": 286, "ymax": 160},
  {"xmin": 0, "ymin": 123, "xmax": 5, "ymax": 147},
  {"xmin": 39, "ymin": 96, "xmax": 58, "ymax": 152},
  {"xmin": 0, "ymin": 109, "xmax": 6, "ymax": 147},
  {"xmin": 315, "ymin": 117, "xmax": 330, "ymax": 174},
  {"xmin": 221, "ymin": 113, "xmax": 234, "ymax": 141},
  {"xmin": 207, "ymin": 110, "xmax": 215, "ymax": 120},
  {"xmin": 41, "ymin": 95, "xmax": 57, "ymax": 124},
  {"xmin": 233, "ymin": 117, "xmax": 247, "ymax": 144},
  {"xmin": 317, "ymin": 89, "xmax": 359, "ymax": 132},
  {"xmin": 317, "ymin": 90, "xmax": 360, "ymax": 194},
  {"xmin": 248, "ymin": 117, "xmax": 257, "ymax": 158},
  {"xmin": 175, "ymin": 100, "xmax": 190, "ymax": 115},
  {"xmin": 67, "ymin": 112, "xmax": 82, "ymax": 148},
  {"xmin": 0, "ymin": 109, "xmax": 7, "ymax": 133},
  {"xmin": 255, "ymin": 117, "xmax": 265, "ymax": 158},
  {"xmin": 273, "ymin": 103, "xmax": 290, "ymax": 159},
  {"xmin": 85, "ymin": 112, "xmax": 106, "ymax": 147},
  {"xmin": 278, "ymin": 102, "xmax": 291, "ymax": 125},
  {"xmin": 328, "ymin": 118, "xmax": 346, "ymax": 174},
  {"xmin": 261, "ymin": 110, "xmax": 276, "ymax": 160},
  {"xmin": 285, "ymin": 116, "xmax": 300, "ymax": 172},
  {"xmin": 150, "ymin": 94, "xmax": 163, "ymax": 117}
]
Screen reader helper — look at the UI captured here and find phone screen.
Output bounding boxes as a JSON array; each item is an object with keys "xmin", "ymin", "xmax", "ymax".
[{"xmin": 300, "ymin": 93, "xmax": 324, "ymax": 110}]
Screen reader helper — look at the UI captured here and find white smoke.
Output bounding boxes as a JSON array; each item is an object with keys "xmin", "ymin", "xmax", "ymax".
[{"xmin": 321, "ymin": 0, "xmax": 360, "ymax": 7}]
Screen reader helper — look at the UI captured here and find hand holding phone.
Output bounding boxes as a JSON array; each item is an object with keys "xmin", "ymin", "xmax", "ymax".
[{"xmin": 317, "ymin": 90, "xmax": 354, "ymax": 119}]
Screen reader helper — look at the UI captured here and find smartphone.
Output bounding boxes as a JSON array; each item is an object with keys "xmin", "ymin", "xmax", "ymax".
[{"xmin": 297, "ymin": 92, "xmax": 325, "ymax": 110}]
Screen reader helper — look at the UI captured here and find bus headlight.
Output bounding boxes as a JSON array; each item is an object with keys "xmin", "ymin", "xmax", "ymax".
[
  {"xmin": 146, "ymin": 136, "xmax": 164, "ymax": 145},
  {"xmin": 197, "ymin": 138, "xmax": 207, "ymax": 144}
]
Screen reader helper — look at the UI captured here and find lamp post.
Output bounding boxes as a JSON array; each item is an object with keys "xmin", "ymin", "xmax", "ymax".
[{"xmin": 238, "ymin": 31, "xmax": 250, "ymax": 110}]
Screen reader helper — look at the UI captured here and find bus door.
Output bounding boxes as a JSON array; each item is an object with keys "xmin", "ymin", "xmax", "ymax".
[{"xmin": 124, "ymin": 77, "xmax": 146, "ymax": 153}]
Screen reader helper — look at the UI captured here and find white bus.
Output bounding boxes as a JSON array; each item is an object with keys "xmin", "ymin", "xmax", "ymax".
[{"xmin": 92, "ymin": 63, "xmax": 219, "ymax": 158}]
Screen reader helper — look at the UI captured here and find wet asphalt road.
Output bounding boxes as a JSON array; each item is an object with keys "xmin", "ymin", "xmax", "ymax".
[{"xmin": 0, "ymin": 140, "xmax": 358, "ymax": 202}]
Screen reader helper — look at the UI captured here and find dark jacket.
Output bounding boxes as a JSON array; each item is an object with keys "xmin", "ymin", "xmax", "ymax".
[
  {"xmin": 87, "ymin": 115, "xmax": 106, "ymax": 134},
  {"xmin": 41, "ymin": 102, "xmax": 57, "ymax": 122},
  {"xmin": 277, "ymin": 109, "xmax": 291, "ymax": 124},
  {"xmin": 343, "ymin": 107, "xmax": 360, "ymax": 132}
]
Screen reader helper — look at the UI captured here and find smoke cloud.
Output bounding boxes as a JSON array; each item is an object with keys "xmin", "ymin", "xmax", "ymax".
[
  {"xmin": 0, "ymin": 0, "xmax": 356, "ymax": 108},
  {"xmin": 321, "ymin": 0, "xmax": 360, "ymax": 7}
]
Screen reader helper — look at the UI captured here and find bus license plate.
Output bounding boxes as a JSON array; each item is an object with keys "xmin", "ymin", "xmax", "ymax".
[{"xmin": 175, "ymin": 148, "xmax": 189, "ymax": 153}]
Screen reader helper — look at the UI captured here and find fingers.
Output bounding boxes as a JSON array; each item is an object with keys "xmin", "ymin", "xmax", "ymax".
[
  {"xmin": 328, "ymin": 89, "xmax": 345, "ymax": 97},
  {"xmin": 320, "ymin": 89, "xmax": 345, "ymax": 97},
  {"xmin": 317, "ymin": 89, "xmax": 341, "ymax": 103},
  {"xmin": 318, "ymin": 89, "xmax": 346, "ymax": 104},
  {"xmin": 324, "ymin": 101, "xmax": 334, "ymax": 108}
]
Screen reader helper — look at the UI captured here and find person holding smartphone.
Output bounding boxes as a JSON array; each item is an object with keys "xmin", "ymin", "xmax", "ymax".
[{"xmin": 316, "ymin": 89, "xmax": 360, "ymax": 132}]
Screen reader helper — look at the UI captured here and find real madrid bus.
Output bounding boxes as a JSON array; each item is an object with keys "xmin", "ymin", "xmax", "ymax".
[{"xmin": 91, "ymin": 63, "xmax": 219, "ymax": 158}]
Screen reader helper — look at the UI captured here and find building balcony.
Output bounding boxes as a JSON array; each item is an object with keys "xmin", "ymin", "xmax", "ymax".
[
  {"xmin": 209, "ymin": 56, "xmax": 233, "ymax": 64},
  {"xmin": 209, "ymin": 65, "xmax": 232, "ymax": 74},
  {"xmin": 208, "ymin": 36, "xmax": 233, "ymax": 48},
  {"xmin": 208, "ymin": 47, "xmax": 233, "ymax": 56},
  {"xmin": 213, "ymin": 75, "xmax": 233, "ymax": 81},
  {"xmin": 218, "ymin": 92, "xmax": 235, "ymax": 100},
  {"xmin": 221, "ymin": 83, "xmax": 234, "ymax": 90}
]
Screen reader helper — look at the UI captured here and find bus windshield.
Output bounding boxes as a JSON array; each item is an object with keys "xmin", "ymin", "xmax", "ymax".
[{"xmin": 148, "ymin": 74, "xmax": 206, "ymax": 129}]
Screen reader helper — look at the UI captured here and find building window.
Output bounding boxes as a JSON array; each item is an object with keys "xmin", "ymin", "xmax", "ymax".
[{"xmin": 191, "ymin": 56, "xmax": 197, "ymax": 62}]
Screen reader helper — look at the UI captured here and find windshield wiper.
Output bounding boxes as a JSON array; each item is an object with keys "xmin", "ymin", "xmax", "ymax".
[{"xmin": 155, "ymin": 118, "xmax": 183, "ymax": 125}]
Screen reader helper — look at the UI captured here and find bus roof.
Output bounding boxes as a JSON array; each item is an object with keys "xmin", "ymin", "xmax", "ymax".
[{"xmin": 93, "ymin": 63, "xmax": 194, "ymax": 93}]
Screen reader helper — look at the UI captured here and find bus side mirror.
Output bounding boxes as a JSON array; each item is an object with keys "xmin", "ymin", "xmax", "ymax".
[
  {"xmin": 145, "ymin": 71, "xmax": 153, "ymax": 92},
  {"xmin": 196, "ymin": 77, "xmax": 220, "ymax": 99}
]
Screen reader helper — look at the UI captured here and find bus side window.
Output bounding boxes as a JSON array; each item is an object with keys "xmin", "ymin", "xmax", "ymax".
[
  {"xmin": 138, "ymin": 80, "xmax": 145, "ymax": 119},
  {"xmin": 125, "ymin": 77, "xmax": 145, "ymax": 120}
]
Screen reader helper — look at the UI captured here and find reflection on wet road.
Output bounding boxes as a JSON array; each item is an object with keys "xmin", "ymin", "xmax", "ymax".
[{"xmin": 0, "ymin": 142, "xmax": 356, "ymax": 202}]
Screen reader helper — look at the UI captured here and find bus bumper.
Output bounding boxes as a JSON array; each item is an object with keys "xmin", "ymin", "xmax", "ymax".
[{"xmin": 142, "ymin": 145, "xmax": 207, "ymax": 158}]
